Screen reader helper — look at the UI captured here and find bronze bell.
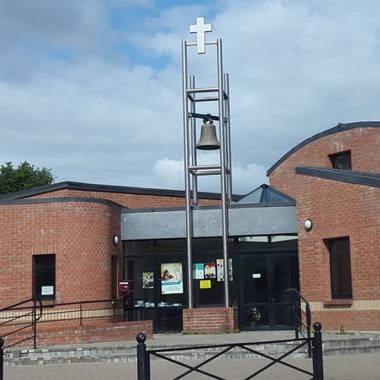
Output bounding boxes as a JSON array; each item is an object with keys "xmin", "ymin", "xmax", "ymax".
[{"xmin": 196, "ymin": 120, "xmax": 220, "ymax": 150}]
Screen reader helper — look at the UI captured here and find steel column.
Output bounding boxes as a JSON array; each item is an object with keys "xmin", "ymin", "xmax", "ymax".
[
  {"xmin": 182, "ymin": 41, "xmax": 193, "ymax": 309},
  {"xmin": 225, "ymin": 73, "xmax": 233, "ymax": 202},
  {"xmin": 217, "ymin": 38, "xmax": 230, "ymax": 307},
  {"xmin": 190, "ymin": 75, "xmax": 198, "ymax": 205}
]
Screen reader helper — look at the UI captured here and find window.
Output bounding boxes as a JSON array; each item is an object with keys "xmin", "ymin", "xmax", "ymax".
[
  {"xmin": 33, "ymin": 254, "xmax": 55, "ymax": 300},
  {"xmin": 325, "ymin": 237, "xmax": 352, "ymax": 299},
  {"xmin": 329, "ymin": 151, "xmax": 351, "ymax": 170}
]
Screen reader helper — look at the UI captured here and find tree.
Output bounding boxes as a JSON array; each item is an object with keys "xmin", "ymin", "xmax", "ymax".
[{"xmin": 0, "ymin": 161, "xmax": 55, "ymax": 194}]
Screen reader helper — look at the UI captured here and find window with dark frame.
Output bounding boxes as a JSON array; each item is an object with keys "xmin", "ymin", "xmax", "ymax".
[
  {"xmin": 325, "ymin": 237, "xmax": 352, "ymax": 299},
  {"xmin": 329, "ymin": 150, "xmax": 352, "ymax": 170},
  {"xmin": 33, "ymin": 254, "xmax": 56, "ymax": 300}
]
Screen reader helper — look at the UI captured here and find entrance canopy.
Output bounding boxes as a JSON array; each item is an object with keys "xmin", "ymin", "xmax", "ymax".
[{"xmin": 121, "ymin": 185, "xmax": 296, "ymax": 240}]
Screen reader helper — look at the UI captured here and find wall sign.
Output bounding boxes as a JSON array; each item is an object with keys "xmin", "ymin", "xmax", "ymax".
[
  {"xmin": 142, "ymin": 272, "xmax": 154, "ymax": 289},
  {"xmin": 204, "ymin": 262, "xmax": 216, "ymax": 279},
  {"xmin": 216, "ymin": 259, "xmax": 224, "ymax": 282},
  {"xmin": 161, "ymin": 262, "xmax": 183, "ymax": 294},
  {"xmin": 41, "ymin": 286, "xmax": 54, "ymax": 296},
  {"xmin": 200, "ymin": 280, "xmax": 211, "ymax": 289},
  {"xmin": 193, "ymin": 263, "xmax": 204, "ymax": 279}
]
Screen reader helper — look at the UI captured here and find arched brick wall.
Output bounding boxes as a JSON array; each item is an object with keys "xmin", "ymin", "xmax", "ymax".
[{"xmin": 0, "ymin": 199, "xmax": 121, "ymax": 306}]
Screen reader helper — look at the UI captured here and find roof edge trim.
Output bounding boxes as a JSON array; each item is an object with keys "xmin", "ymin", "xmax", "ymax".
[
  {"xmin": 5, "ymin": 181, "xmax": 239, "ymax": 201},
  {"xmin": 0, "ymin": 196, "xmax": 123, "ymax": 208},
  {"xmin": 295, "ymin": 166, "xmax": 380, "ymax": 188}
]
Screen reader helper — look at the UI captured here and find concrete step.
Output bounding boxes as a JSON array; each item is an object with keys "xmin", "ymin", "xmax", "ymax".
[{"xmin": 4, "ymin": 337, "xmax": 380, "ymax": 366}]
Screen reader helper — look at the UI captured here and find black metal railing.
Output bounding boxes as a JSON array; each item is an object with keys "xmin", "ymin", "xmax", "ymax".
[
  {"xmin": 0, "ymin": 297, "xmax": 125, "ymax": 350},
  {"xmin": 0, "ymin": 337, "xmax": 4, "ymax": 380},
  {"xmin": 136, "ymin": 322, "xmax": 324, "ymax": 380},
  {"xmin": 0, "ymin": 298, "xmax": 42, "ymax": 349},
  {"xmin": 283, "ymin": 288, "xmax": 312, "ymax": 357}
]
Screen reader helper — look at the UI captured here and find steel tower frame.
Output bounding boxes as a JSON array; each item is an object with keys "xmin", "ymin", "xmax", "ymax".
[{"xmin": 182, "ymin": 27, "xmax": 232, "ymax": 308}]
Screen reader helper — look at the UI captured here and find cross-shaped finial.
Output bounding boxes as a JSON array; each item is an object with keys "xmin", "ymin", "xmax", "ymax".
[{"xmin": 190, "ymin": 17, "xmax": 212, "ymax": 54}]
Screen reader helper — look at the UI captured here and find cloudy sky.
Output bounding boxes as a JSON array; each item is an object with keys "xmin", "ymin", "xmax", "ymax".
[{"xmin": 1, "ymin": 0, "xmax": 379, "ymax": 195}]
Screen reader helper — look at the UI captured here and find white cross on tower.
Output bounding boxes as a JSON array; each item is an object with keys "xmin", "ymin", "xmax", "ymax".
[{"xmin": 190, "ymin": 17, "xmax": 212, "ymax": 54}]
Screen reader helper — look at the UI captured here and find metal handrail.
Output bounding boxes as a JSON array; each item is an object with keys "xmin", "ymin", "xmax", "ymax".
[
  {"xmin": 0, "ymin": 297, "xmax": 123, "ymax": 349},
  {"xmin": 0, "ymin": 298, "xmax": 42, "ymax": 349},
  {"xmin": 282, "ymin": 288, "xmax": 312, "ymax": 357}
]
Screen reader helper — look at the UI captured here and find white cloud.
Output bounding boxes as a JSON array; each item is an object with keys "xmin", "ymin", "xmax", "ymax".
[
  {"xmin": 151, "ymin": 157, "xmax": 267, "ymax": 194},
  {"xmin": 1, "ymin": 0, "xmax": 380, "ymax": 195}
]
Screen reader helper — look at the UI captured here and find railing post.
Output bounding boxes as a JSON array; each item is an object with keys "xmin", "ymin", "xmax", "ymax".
[
  {"xmin": 0, "ymin": 337, "xmax": 4, "ymax": 380},
  {"xmin": 136, "ymin": 333, "xmax": 150, "ymax": 380},
  {"xmin": 306, "ymin": 303, "xmax": 312, "ymax": 358},
  {"xmin": 33, "ymin": 298, "xmax": 37, "ymax": 349},
  {"xmin": 312, "ymin": 322, "xmax": 324, "ymax": 380}
]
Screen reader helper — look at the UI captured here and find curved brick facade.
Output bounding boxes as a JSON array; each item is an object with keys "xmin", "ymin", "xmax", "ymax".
[
  {"xmin": 269, "ymin": 124, "xmax": 380, "ymax": 330},
  {"xmin": 0, "ymin": 200, "xmax": 121, "ymax": 306},
  {"xmin": 270, "ymin": 126, "xmax": 380, "ymax": 199}
]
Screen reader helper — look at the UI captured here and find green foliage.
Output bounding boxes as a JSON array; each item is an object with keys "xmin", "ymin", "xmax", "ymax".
[{"xmin": 0, "ymin": 161, "xmax": 55, "ymax": 194}]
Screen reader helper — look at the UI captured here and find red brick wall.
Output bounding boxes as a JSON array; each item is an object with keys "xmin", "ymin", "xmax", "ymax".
[
  {"xmin": 269, "ymin": 126, "xmax": 380, "ymax": 330},
  {"xmin": 25, "ymin": 188, "xmax": 219, "ymax": 208},
  {"xmin": 295, "ymin": 177, "xmax": 380, "ymax": 330},
  {"xmin": 270, "ymin": 127, "xmax": 380, "ymax": 199},
  {"xmin": 0, "ymin": 200, "xmax": 122, "ymax": 307},
  {"xmin": 183, "ymin": 307, "xmax": 237, "ymax": 333}
]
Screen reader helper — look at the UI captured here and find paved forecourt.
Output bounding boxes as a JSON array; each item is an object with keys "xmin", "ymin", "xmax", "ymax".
[{"xmin": 4, "ymin": 352, "xmax": 380, "ymax": 380}]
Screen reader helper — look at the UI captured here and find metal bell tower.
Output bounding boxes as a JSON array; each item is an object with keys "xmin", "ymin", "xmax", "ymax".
[{"xmin": 182, "ymin": 17, "xmax": 232, "ymax": 308}]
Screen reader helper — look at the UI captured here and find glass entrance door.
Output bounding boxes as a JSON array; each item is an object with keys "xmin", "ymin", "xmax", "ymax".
[{"xmin": 238, "ymin": 252, "xmax": 299, "ymax": 330}]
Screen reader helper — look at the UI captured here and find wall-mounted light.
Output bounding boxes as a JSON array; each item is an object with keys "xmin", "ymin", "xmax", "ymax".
[
  {"xmin": 113, "ymin": 235, "xmax": 119, "ymax": 245},
  {"xmin": 304, "ymin": 219, "xmax": 313, "ymax": 231}
]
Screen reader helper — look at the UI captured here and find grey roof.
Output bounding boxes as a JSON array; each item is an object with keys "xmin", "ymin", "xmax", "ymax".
[
  {"xmin": 236, "ymin": 184, "xmax": 295, "ymax": 205},
  {"xmin": 267, "ymin": 121, "xmax": 380, "ymax": 176},
  {"xmin": 3, "ymin": 181, "xmax": 240, "ymax": 201},
  {"xmin": 295, "ymin": 166, "xmax": 380, "ymax": 188}
]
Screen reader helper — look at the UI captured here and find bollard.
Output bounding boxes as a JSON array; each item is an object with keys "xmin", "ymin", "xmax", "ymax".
[
  {"xmin": 306, "ymin": 304, "xmax": 312, "ymax": 358},
  {"xmin": 136, "ymin": 333, "xmax": 150, "ymax": 380},
  {"xmin": 0, "ymin": 337, "xmax": 4, "ymax": 380},
  {"xmin": 312, "ymin": 322, "xmax": 324, "ymax": 380}
]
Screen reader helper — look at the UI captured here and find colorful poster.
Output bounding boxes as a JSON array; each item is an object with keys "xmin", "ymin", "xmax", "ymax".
[
  {"xmin": 193, "ymin": 263, "xmax": 204, "ymax": 280},
  {"xmin": 228, "ymin": 258, "xmax": 233, "ymax": 281},
  {"xmin": 200, "ymin": 280, "xmax": 211, "ymax": 289},
  {"xmin": 142, "ymin": 272, "xmax": 154, "ymax": 289},
  {"xmin": 161, "ymin": 262, "xmax": 183, "ymax": 294},
  {"xmin": 216, "ymin": 259, "xmax": 224, "ymax": 282},
  {"xmin": 204, "ymin": 262, "xmax": 216, "ymax": 279}
]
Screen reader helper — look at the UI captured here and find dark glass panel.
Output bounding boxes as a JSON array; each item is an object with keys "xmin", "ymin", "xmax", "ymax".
[
  {"xmin": 33, "ymin": 254, "xmax": 55, "ymax": 300},
  {"xmin": 241, "ymin": 256, "xmax": 269, "ymax": 303},
  {"xmin": 328, "ymin": 237, "xmax": 352, "ymax": 299},
  {"xmin": 330, "ymin": 151, "xmax": 352, "ymax": 170}
]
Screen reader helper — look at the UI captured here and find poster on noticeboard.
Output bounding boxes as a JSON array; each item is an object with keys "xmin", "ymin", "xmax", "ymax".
[
  {"xmin": 193, "ymin": 263, "xmax": 204, "ymax": 280},
  {"xmin": 216, "ymin": 259, "xmax": 224, "ymax": 282},
  {"xmin": 216, "ymin": 258, "xmax": 233, "ymax": 281},
  {"xmin": 161, "ymin": 262, "xmax": 183, "ymax": 294},
  {"xmin": 204, "ymin": 262, "xmax": 216, "ymax": 279},
  {"xmin": 142, "ymin": 272, "xmax": 154, "ymax": 289}
]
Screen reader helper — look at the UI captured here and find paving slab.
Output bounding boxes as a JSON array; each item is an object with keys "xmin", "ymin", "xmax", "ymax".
[
  {"xmin": 31, "ymin": 329, "xmax": 380, "ymax": 350},
  {"xmin": 4, "ymin": 352, "xmax": 380, "ymax": 380}
]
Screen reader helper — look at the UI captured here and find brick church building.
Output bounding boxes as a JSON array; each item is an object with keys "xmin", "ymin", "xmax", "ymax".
[{"xmin": 0, "ymin": 121, "xmax": 379, "ymax": 345}]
